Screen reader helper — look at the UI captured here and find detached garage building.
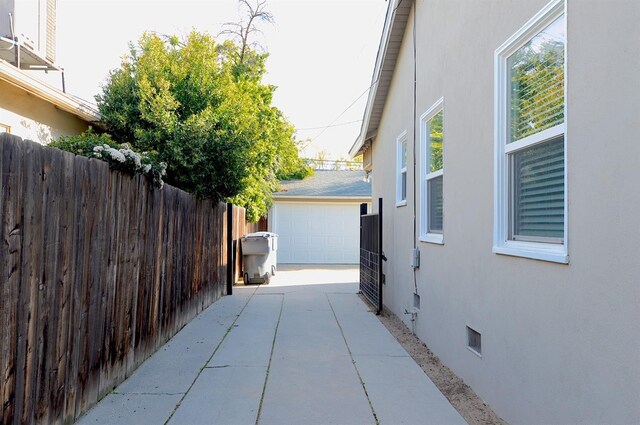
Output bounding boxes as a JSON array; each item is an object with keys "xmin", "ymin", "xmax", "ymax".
[{"xmin": 269, "ymin": 170, "xmax": 371, "ymax": 264}]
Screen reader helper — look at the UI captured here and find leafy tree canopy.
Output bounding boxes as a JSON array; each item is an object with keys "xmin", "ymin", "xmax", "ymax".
[{"xmin": 96, "ymin": 30, "xmax": 311, "ymax": 221}]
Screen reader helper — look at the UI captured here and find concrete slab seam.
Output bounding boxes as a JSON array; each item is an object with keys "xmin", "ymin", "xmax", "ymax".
[
  {"xmin": 111, "ymin": 391, "xmax": 185, "ymax": 396},
  {"xmin": 204, "ymin": 365, "xmax": 267, "ymax": 369},
  {"xmin": 325, "ymin": 293, "xmax": 380, "ymax": 425},
  {"xmin": 254, "ymin": 293, "xmax": 285, "ymax": 425},
  {"xmin": 162, "ymin": 286, "xmax": 259, "ymax": 425}
]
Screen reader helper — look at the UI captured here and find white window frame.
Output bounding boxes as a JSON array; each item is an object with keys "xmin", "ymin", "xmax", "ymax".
[
  {"xmin": 493, "ymin": 0, "xmax": 568, "ymax": 264},
  {"xmin": 396, "ymin": 131, "xmax": 408, "ymax": 207},
  {"xmin": 419, "ymin": 97, "xmax": 444, "ymax": 244}
]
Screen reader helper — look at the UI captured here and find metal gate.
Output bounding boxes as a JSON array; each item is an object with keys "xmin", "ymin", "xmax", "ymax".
[{"xmin": 360, "ymin": 198, "xmax": 384, "ymax": 314}]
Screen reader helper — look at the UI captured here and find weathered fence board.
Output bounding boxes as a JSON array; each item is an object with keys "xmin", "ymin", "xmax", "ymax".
[
  {"xmin": 1, "ymin": 136, "xmax": 24, "ymax": 424},
  {"xmin": 0, "ymin": 134, "xmax": 251, "ymax": 425}
]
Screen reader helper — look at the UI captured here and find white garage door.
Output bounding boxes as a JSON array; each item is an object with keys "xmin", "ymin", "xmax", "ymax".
[{"xmin": 272, "ymin": 202, "xmax": 361, "ymax": 264}]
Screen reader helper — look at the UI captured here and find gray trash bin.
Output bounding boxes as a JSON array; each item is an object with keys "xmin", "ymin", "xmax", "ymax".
[{"xmin": 241, "ymin": 232, "xmax": 278, "ymax": 284}]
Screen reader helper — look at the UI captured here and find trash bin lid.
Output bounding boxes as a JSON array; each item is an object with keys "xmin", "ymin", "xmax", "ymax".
[{"xmin": 243, "ymin": 231, "xmax": 278, "ymax": 239}]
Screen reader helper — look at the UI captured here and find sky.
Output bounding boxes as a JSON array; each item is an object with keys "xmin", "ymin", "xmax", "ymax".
[{"xmin": 50, "ymin": 0, "xmax": 387, "ymax": 159}]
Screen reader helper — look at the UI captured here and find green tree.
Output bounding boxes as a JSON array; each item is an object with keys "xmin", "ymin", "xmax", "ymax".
[
  {"xmin": 96, "ymin": 30, "xmax": 310, "ymax": 221},
  {"xmin": 509, "ymin": 38, "xmax": 564, "ymax": 141},
  {"xmin": 429, "ymin": 111, "xmax": 443, "ymax": 172}
]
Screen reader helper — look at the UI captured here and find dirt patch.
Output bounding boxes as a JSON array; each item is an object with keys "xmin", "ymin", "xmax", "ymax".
[{"xmin": 371, "ymin": 301, "xmax": 507, "ymax": 425}]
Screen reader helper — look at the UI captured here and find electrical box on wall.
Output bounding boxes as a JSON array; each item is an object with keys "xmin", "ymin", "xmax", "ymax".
[{"xmin": 410, "ymin": 247, "xmax": 420, "ymax": 269}]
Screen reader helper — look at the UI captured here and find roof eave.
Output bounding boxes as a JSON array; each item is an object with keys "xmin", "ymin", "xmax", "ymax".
[
  {"xmin": 273, "ymin": 195, "xmax": 372, "ymax": 202},
  {"xmin": 0, "ymin": 59, "xmax": 101, "ymax": 123},
  {"xmin": 350, "ymin": 0, "xmax": 411, "ymax": 158}
]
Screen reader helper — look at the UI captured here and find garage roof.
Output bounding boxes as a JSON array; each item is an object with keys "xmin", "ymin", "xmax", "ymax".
[{"xmin": 275, "ymin": 170, "xmax": 371, "ymax": 198}]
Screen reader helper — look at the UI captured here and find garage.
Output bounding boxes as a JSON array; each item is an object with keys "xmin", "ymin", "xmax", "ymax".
[
  {"xmin": 269, "ymin": 170, "xmax": 371, "ymax": 264},
  {"xmin": 272, "ymin": 202, "xmax": 361, "ymax": 263}
]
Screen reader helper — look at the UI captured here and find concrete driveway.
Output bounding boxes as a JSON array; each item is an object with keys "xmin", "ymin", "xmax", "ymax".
[{"xmin": 76, "ymin": 265, "xmax": 466, "ymax": 425}]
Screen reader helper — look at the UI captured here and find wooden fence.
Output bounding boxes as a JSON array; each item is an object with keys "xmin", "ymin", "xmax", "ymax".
[{"xmin": 0, "ymin": 134, "xmax": 253, "ymax": 424}]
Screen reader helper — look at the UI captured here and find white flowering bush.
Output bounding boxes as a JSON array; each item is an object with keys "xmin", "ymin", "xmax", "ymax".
[
  {"xmin": 50, "ymin": 128, "xmax": 167, "ymax": 189},
  {"xmin": 92, "ymin": 144, "xmax": 167, "ymax": 188}
]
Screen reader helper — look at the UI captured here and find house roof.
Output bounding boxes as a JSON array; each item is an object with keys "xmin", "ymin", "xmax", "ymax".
[
  {"xmin": 349, "ymin": 0, "xmax": 412, "ymax": 158},
  {"xmin": 0, "ymin": 59, "xmax": 100, "ymax": 123},
  {"xmin": 275, "ymin": 170, "xmax": 371, "ymax": 199}
]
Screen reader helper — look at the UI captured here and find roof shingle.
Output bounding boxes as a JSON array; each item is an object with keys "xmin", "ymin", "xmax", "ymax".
[{"xmin": 275, "ymin": 170, "xmax": 371, "ymax": 198}]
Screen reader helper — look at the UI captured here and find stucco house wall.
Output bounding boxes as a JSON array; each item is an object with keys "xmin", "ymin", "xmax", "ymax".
[
  {"xmin": 0, "ymin": 78, "xmax": 91, "ymax": 143},
  {"xmin": 363, "ymin": 1, "xmax": 639, "ymax": 424},
  {"xmin": 0, "ymin": 60, "xmax": 99, "ymax": 143}
]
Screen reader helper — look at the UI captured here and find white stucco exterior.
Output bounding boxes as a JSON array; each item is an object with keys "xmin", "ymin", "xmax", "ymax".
[
  {"xmin": 357, "ymin": 1, "xmax": 640, "ymax": 424},
  {"xmin": 0, "ymin": 60, "xmax": 98, "ymax": 143}
]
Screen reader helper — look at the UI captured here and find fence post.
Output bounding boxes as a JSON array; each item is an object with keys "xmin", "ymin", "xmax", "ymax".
[{"xmin": 226, "ymin": 203, "xmax": 233, "ymax": 295}]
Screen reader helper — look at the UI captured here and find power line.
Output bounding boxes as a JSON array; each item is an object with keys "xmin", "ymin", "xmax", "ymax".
[
  {"xmin": 308, "ymin": 0, "xmax": 405, "ymax": 143},
  {"xmin": 296, "ymin": 120, "xmax": 362, "ymax": 131},
  {"xmin": 310, "ymin": 85, "xmax": 372, "ymax": 142}
]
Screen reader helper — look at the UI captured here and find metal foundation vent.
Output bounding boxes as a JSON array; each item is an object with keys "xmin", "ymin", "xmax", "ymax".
[{"xmin": 467, "ymin": 326, "xmax": 482, "ymax": 357}]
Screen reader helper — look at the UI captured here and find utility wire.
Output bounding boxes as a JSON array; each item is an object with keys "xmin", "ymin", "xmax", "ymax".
[
  {"xmin": 297, "ymin": 120, "xmax": 362, "ymax": 131},
  {"xmin": 310, "ymin": 85, "xmax": 373, "ymax": 142},
  {"xmin": 310, "ymin": 0, "xmax": 406, "ymax": 144}
]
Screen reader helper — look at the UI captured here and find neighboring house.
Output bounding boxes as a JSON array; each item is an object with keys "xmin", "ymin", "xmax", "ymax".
[
  {"xmin": 0, "ymin": 0, "xmax": 99, "ymax": 142},
  {"xmin": 350, "ymin": 1, "xmax": 639, "ymax": 424},
  {"xmin": 0, "ymin": 60, "xmax": 99, "ymax": 142},
  {"xmin": 0, "ymin": 0, "xmax": 58, "ymax": 67},
  {"xmin": 269, "ymin": 170, "xmax": 371, "ymax": 264}
]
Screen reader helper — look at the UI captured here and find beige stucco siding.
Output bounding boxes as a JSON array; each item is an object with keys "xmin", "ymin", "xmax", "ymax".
[
  {"xmin": 0, "ymin": 78, "xmax": 90, "ymax": 143},
  {"xmin": 369, "ymin": 1, "xmax": 640, "ymax": 424}
]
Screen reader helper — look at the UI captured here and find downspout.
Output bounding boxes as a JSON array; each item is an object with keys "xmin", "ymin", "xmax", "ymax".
[
  {"xmin": 408, "ymin": 0, "xmax": 420, "ymax": 333},
  {"xmin": 412, "ymin": 0, "xmax": 419, "ymax": 293}
]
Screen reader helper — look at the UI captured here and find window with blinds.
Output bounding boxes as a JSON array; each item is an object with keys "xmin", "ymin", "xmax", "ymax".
[
  {"xmin": 508, "ymin": 15, "xmax": 565, "ymax": 144},
  {"xmin": 396, "ymin": 133, "xmax": 408, "ymax": 205},
  {"xmin": 494, "ymin": 0, "xmax": 567, "ymax": 263},
  {"xmin": 428, "ymin": 175, "xmax": 443, "ymax": 233},
  {"xmin": 506, "ymin": 13, "xmax": 565, "ymax": 244},
  {"xmin": 401, "ymin": 140, "xmax": 407, "ymax": 201},
  {"xmin": 427, "ymin": 110, "xmax": 443, "ymax": 234},
  {"xmin": 511, "ymin": 136, "xmax": 564, "ymax": 241},
  {"xmin": 419, "ymin": 98, "xmax": 444, "ymax": 243}
]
